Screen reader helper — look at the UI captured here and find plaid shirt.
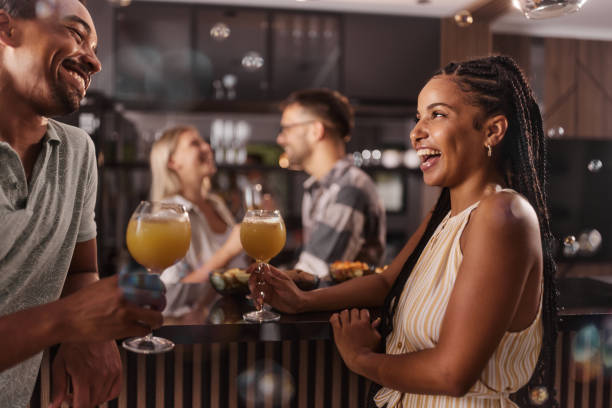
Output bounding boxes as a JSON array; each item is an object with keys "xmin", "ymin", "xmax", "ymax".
[{"xmin": 294, "ymin": 158, "xmax": 386, "ymax": 277}]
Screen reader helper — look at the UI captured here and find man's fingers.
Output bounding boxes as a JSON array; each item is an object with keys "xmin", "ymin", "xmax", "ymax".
[
  {"xmin": 72, "ymin": 379, "xmax": 91, "ymax": 408},
  {"xmin": 109, "ymin": 370, "xmax": 122, "ymax": 402},
  {"xmin": 359, "ymin": 309, "xmax": 370, "ymax": 321},
  {"xmin": 339, "ymin": 309, "xmax": 350, "ymax": 325},
  {"xmin": 351, "ymin": 308, "xmax": 360, "ymax": 323},
  {"xmin": 121, "ymin": 286, "xmax": 166, "ymax": 311},
  {"xmin": 119, "ymin": 272, "xmax": 165, "ymax": 292},
  {"xmin": 50, "ymin": 357, "xmax": 67, "ymax": 408},
  {"xmin": 125, "ymin": 306, "xmax": 164, "ymax": 331},
  {"xmin": 329, "ymin": 313, "xmax": 341, "ymax": 329},
  {"xmin": 371, "ymin": 317, "xmax": 381, "ymax": 329}
]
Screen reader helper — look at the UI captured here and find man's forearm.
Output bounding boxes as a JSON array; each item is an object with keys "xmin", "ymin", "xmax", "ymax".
[
  {"xmin": 0, "ymin": 300, "xmax": 67, "ymax": 372},
  {"xmin": 0, "ymin": 273, "xmax": 100, "ymax": 372},
  {"xmin": 61, "ymin": 271, "xmax": 99, "ymax": 297}
]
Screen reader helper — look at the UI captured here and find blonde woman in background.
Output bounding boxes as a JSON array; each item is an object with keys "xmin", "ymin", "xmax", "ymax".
[{"xmin": 150, "ymin": 125, "xmax": 247, "ymax": 285}]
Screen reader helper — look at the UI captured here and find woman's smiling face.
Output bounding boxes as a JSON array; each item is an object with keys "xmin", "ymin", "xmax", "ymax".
[{"xmin": 411, "ymin": 75, "xmax": 491, "ymax": 188}]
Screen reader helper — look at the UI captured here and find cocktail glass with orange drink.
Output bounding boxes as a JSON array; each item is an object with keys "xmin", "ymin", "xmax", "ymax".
[
  {"xmin": 240, "ymin": 209, "xmax": 286, "ymax": 322},
  {"xmin": 123, "ymin": 201, "xmax": 191, "ymax": 353}
]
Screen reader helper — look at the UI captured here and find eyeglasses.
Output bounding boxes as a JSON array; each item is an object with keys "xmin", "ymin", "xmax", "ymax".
[{"xmin": 278, "ymin": 120, "xmax": 317, "ymax": 135}]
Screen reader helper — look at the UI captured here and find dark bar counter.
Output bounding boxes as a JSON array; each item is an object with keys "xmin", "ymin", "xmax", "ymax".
[
  {"xmin": 29, "ymin": 278, "xmax": 612, "ymax": 408},
  {"xmin": 157, "ymin": 295, "xmax": 334, "ymax": 344}
]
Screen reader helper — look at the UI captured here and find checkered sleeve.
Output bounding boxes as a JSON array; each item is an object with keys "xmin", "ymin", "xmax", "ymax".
[{"xmin": 294, "ymin": 185, "xmax": 369, "ymax": 277}]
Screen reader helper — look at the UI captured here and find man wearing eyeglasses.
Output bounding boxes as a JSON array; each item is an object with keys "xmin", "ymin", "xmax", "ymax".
[{"xmin": 277, "ymin": 89, "xmax": 386, "ymax": 278}]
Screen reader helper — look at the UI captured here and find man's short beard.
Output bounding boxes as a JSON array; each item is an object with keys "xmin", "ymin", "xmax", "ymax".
[{"xmin": 51, "ymin": 82, "xmax": 81, "ymax": 115}]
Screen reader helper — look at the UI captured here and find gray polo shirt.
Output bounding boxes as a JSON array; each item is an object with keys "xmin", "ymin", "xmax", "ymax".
[{"xmin": 0, "ymin": 119, "xmax": 97, "ymax": 407}]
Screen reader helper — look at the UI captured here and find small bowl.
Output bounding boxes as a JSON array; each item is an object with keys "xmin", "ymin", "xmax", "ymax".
[
  {"xmin": 209, "ymin": 268, "xmax": 250, "ymax": 297},
  {"xmin": 328, "ymin": 262, "xmax": 387, "ymax": 284},
  {"xmin": 209, "ymin": 267, "xmax": 320, "ymax": 297}
]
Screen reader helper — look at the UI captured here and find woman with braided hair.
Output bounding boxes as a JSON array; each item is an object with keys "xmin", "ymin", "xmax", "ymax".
[{"xmin": 251, "ymin": 55, "xmax": 557, "ymax": 407}]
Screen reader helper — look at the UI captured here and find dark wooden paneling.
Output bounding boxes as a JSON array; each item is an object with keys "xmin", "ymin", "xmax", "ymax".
[
  {"xmin": 544, "ymin": 38, "xmax": 579, "ymax": 137},
  {"xmin": 576, "ymin": 40, "xmax": 610, "ymax": 138},
  {"xmin": 492, "ymin": 34, "xmax": 532, "ymax": 78},
  {"xmin": 440, "ymin": 18, "xmax": 491, "ymax": 67}
]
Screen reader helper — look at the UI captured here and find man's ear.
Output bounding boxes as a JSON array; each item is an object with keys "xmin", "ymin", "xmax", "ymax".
[
  {"xmin": 310, "ymin": 121, "xmax": 326, "ymax": 142},
  {"xmin": 0, "ymin": 11, "xmax": 17, "ymax": 47},
  {"xmin": 484, "ymin": 114, "xmax": 508, "ymax": 148}
]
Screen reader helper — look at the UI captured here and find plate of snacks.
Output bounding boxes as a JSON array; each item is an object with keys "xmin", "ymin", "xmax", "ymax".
[
  {"xmin": 210, "ymin": 267, "xmax": 320, "ymax": 297},
  {"xmin": 209, "ymin": 268, "xmax": 251, "ymax": 296},
  {"xmin": 329, "ymin": 261, "xmax": 388, "ymax": 283}
]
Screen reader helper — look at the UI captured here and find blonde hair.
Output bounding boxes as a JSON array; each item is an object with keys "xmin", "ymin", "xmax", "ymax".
[{"xmin": 149, "ymin": 125, "xmax": 198, "ymax": 202}]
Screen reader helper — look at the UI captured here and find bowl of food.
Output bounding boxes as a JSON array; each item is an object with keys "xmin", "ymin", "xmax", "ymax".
[
  {"xmin": 329, "ymin": 261, "xmax": 388, "ymax": 283},
  {"xmin": 209, "ymin": 267, "xmax": 320, "ymax": 297},
  {"xmin": 209, "ymin": 268, "xmax": 251, "ymax": 297}
]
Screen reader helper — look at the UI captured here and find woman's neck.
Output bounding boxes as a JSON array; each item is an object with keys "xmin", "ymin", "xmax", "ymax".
[
  {"xmin": 180, "ymin": 183, "xmax": 206, "ymax": 206},
  {"xmin": 448, "ymin": 173, "xmax": 506, "ymax": 216}
]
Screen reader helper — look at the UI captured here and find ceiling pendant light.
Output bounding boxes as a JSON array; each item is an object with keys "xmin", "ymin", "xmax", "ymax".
[{"xmin": 512, "ymin": 0, "xmax": 590, "ymax": 19}]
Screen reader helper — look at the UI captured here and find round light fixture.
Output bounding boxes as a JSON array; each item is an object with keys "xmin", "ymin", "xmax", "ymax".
[{"xmin": 512, "ymin": 0, "xmax": 589, "ymax": 19}]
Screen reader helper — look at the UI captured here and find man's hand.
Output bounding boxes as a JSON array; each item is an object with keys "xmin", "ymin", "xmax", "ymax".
[
  {"xmin": 50, "ymin": 341, "xmax": 121, "ymax": 408},
  {"xmin": 330, "ymin": 308, "xmax": 381, "ymax": 375},
  {"xmin": 59, "ymin": 275, "xmax": 164, "ymax": 343}
]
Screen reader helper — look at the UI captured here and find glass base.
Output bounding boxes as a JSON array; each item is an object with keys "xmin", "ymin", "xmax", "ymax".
[
  {"xmin": 122, "ymin": 336, "xmax": 175, "ymax": 354},
  {"xmin": 243, "ymin": 309, "xmax": 281, "ymax": 323}
]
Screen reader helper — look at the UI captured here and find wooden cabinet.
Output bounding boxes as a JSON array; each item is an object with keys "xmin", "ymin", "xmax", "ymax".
[
  {"xmin": 270, "ymin": 11, "xmax": 341, "ymax": 99},
  {"xmin": 113, "ymin": 3, "xmax": 441, "ymax": 107},
  {"xmin": 195, "ymin": 8, "xmax": 270, "ymax": 101},
  {"xmin": 115, "ymin": 3, "xmax": 198, "ymax": 104}
]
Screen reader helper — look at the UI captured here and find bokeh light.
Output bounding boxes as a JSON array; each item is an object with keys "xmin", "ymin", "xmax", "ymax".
[
  {"xmin": 352, "ymin": 151, "xmax": 363, "ymax": 167},
  {"xmin": 577, "ymin": 229, "xmax": 602, "ymax": 255},
  {"xmin": 36, "ymin": 0, "xmax": 56, "ymax": 18},
  {"xmin": 454, "ymin": 10, "xmax": 474, "ymax": 27},
  {"xmin": 210, "ymin": 22, "xmax": 231, "ymax": 41},
  {"xmin": 403, "ymin": 149, "xmax": 420, "ymax": 169},
  {"xmin": 107, "ymin": 0, "xmax": 132, "ymax": 6},
  {"xmin": 238, "ymin": 360, "xmax": 295, "ymax": 406},
  {"xmin": 278, "ymin": 153, "xmax": 290, "ymax": 169},
  {"xmin": 372, "ymin": 149, "xmax": 382, "ymax": 162},
  {"xmin": 587, "ymin": 159, "xmax": 603, "ymax": 173},
  {"xmin": 602, "ymin": 318, "xmax": 612, "ymax": 369},
  {"xmin": 528, "ymin": 386, "xmax": 549, "ymax": 406},
  {"xmin": 242, "ymin": 51, "xmax": 265, "ymax": 72},
  {"xmin": 563, "ymin": 235, "xmax": 579, "ymax": 257},
  {"xmin": 572, "ymin": 324, "xmax": 603, "ymax": 383}
]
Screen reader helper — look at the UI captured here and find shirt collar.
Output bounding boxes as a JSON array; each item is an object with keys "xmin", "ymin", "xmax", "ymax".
[
  {"xmin": 0, "ymin": 119, "xmax": 62, "ymax": 150},
  {"xmin": 45, "ymin": 119, "xmax": 63, "ymax": 145}
]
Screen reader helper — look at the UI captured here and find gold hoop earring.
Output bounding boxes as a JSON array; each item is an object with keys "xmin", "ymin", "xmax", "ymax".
[{"xmin": 486, "ymin": 144, "xmax": 492, "ymax": 158}]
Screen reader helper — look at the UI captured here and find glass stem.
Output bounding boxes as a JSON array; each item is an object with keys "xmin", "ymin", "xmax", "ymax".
[
  {"xmin": 140, "ymin": 267, "xmax": 158, "ymax": 342},
  {"xmin": 255, "ymin": 261, "xmax": 266, "ymax": 311}
]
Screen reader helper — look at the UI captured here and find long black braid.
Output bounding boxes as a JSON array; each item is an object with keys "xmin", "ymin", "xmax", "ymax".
[{"xmin": 368, "ymin": 55, "xmax": 558, "ymax": 407}]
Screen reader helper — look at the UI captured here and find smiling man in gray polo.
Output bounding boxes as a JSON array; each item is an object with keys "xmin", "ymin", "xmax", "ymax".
[{"xmin": 0, "ymin": 1, "xmax": 164, "ymax": 407}]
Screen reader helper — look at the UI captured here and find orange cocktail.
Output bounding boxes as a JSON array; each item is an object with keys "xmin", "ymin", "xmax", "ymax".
[
  {"xmin": 122, "ymin": 201, "xmax": 191, "ymax": 354},
  {"xmin": 126, "ymin": 216, "xmax": 191, "ymax": 271},
  {"xmin": 240, "ymin": 209, "xmax": 285, "ymax": 322},
  {"xmin": 240, "ymin": 217, "xmax": 286, "ymax": 262}
]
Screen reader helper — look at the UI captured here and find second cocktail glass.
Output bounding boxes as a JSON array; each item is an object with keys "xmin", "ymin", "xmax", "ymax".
[{"xmin": 240, "ymin": 209, "xmax": 286, "ymax": 322}]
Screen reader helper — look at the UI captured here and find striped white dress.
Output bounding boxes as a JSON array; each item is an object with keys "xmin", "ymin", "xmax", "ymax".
[{"xmin": 374, "ymin": 200, "xmax": 543, "ymax": 408}]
